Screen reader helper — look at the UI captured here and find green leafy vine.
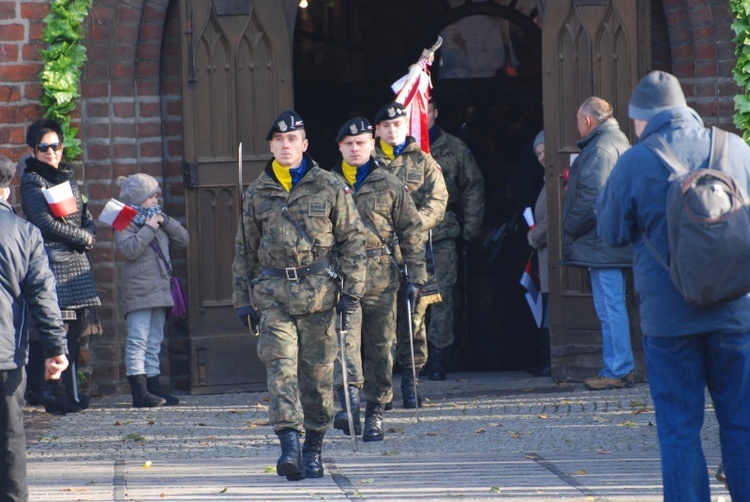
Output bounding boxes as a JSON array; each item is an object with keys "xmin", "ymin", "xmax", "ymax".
[
  {"xmin": 40, "ymin": 0, "xmax": 92, "ymax": 161},
  {"xmin": 732, "ymin": 0, "xmax": 750, "ymax": 143}
]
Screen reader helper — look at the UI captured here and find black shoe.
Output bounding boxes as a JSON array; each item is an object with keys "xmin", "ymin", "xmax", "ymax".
[
  {"xmin": 332, "ymin": 386, "xmax": 361, "ymax": 435},
  {"xmin": 362, "ymin": 401, "xmax": 384, "ymax": 442},
  {"xmin": 127, "ymin": 375, "xmax": 167, "ymax": 408},
  {"xmin": 277, "ymin": 429, "xmax": 305, "ymax": 481},
  {"xmin": 302, "ymin": 431, "xmax": 325, "ymax": 478},
  {"xmin": 25, "ymin": 390, "xmax": 47, "ymax": 406},
  {"xmin": 384, "ymin": 400, "xmax": 393, "ymax": 411},
  {"xmin": 43, "ymin": 381, "xmax": 82, "ymax": 415},
  {"xmin": 146, "ymin": 376, "xmax": 180, "ymax": 405},
  {"xmin": 400, "ymin": 372, "xmax": 422, "ymax": 409},
  {"xmin": 427, "ymin": 343, "xmax": 447, "ymax": 381}
]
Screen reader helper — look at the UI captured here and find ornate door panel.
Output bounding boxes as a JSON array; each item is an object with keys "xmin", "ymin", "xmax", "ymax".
[
  {"xmin": 180, "ymin": 0, "xmax": 295, "ymax": 393},
  {"xmin": 541, "ymin": 0, "xmax": 650, "ymax": 381}
]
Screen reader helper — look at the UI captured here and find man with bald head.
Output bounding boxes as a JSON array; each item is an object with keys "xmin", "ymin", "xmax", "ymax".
[{"xmin": 562, "ymin": 96, "xmax": 634, "ymax": 391}]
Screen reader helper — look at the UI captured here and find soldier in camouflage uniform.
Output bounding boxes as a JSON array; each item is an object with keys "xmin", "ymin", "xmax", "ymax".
[
  {"xmin": 232, "ymin": 111, "xmax": 366, "ymax": 481},
  {"xmin": 372, "ymin": 101, "xmax": 448, "ymax": 408},
  {"xmin": 424, "ymin": 99, "xmax": 485, "ymax": 380},
  {"xmin": 330, "ymin": 117, "xmax": 427, "ymax": 441}
]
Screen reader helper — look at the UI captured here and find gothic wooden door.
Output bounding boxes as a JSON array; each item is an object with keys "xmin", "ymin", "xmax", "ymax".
[
  {"xmin": 541, "ymin": 0, "xmax": 650, "ymax": 381},
  {"xmin": 180, "ymin": 0, "xmax": 295, "ymax": 393}
]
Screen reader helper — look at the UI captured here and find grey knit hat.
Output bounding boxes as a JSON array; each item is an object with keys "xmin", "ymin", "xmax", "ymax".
[
  {"xmin": 629, "ymin": 71, "xmax": 686, "ymax": 121},
  {"xmin": 533, "ymin": 130, "xmax": 544, "ymax": 150},
  {"xmin": 117, "ymin": 173, "xmax": 161, "ymax": 206}
]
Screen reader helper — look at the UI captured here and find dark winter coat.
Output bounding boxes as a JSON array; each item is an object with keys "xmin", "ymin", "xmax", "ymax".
[
  {"xmin": 597, "ymin": 107, "xmax": 750, "ymax": 337},
  {"xmin": 113, "ymin": 215, "xmax": 189, "ymax": 316},
  {"xmin": 561, "ymin": 118, "xmax": 632, "ymax": 268},
  {"xmin": 0, "ymin": 198, "xmax": 67, "ymax": 371},
  {"xmin": 20, "ymin": 157, "xmax": 101, "ymax": 310}
]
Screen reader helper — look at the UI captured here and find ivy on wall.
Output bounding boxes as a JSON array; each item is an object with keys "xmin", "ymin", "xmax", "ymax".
[
  {"xmin": 732, "ymin": 0, "xmax": 750, "ymax": 142},
  {"xmin": 40, "ymin": 0, "xmax": 93, "ymax": 161}
]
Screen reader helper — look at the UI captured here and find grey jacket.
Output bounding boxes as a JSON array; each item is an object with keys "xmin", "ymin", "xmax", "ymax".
[
  {"xmin": 114, "ymin": 215, "xmax": 189, "ymax": 316},
  {"xmin": 562, "ymin": 118, "xmax": 632, "ymax": 268},
  {"xmin": 0, "ymin": 199, "xmax": 67, "ymax": 371}
]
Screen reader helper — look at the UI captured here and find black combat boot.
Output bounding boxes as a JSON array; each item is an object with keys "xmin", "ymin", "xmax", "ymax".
[
  {"xmin": 333, "ymin": 386, "xmax": 361, "ymax": 435},
  {"xmin": 276, "ymin": 429, "xmax": 305, "ymax": 481},
  {"xmin": 43, "ymin": 380, "xmax": 83, "ymax": 415},
  {"xmin": 400, "ymin": 371, "xmax": 421, "ymax": 409},
  {"xmin": 146, "ymin": 376, "xmax": 180, "ymax": 405},
  {"xmin": 427, "ymin": 342, "xmax": 447, "ymax": 381},
  {"xmin": 127, "ymin": 375, "xmax": 166, "ymax": 408},
  {"xmin": 362, "ymin": 401, "xmax": 384, "ymax": 442},
  {"xmin": 302, "ymin": 430, "xmax": 325, "ymax": 478}
]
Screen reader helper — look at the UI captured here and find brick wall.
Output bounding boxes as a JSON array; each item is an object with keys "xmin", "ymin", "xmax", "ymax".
[{"xmin": 661, "ymin": 0, "xmax": 739, "ymax": 131}]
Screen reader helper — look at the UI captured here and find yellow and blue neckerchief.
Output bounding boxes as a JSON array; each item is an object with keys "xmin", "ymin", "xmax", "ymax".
[
  {"xmin": 342, "ymin": 159, "xmax": 372, "ymax": 192},
  {"xmin": 271, "ymin": 157, "xmax": 308, "ymax": 192}
]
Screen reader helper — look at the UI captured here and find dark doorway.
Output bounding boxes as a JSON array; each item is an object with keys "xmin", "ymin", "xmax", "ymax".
[{"xmin": 293, "ymin": 0, "xmax": 544, "ymax": 372}]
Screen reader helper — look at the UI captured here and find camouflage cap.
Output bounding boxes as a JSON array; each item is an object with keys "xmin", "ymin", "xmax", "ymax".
[
  {"xmin": 335, "ymin": 117, "xmax": 374, "ymax": 142},
  {"xmin": 373, "ymin": 101, "xmax": 406, "ymax": 124},
  {"xmin": 266, "ymin": 110, "xmax": 305, "ymax": 140}
]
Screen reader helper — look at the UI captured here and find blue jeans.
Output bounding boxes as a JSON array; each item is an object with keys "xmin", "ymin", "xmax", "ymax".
[
  {"xmin": 588, "ymin": 268, "xmax": 634, "ymax": 378},
  {"xmin": 644, "ymin": 332, "xmax": 750, "ymax": 501},
  {"xmin": 125, "ymin": 308, "xmax": 166, "ymax": 377}
]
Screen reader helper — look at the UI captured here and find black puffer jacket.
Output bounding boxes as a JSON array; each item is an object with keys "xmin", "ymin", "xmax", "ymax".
[
  {"xmin": 21, "ymin": 157, "xmax": 101, "ymax": 310},
  {"xmin": 0, "ymin": 198, "xmax": 67, "ymax": 371}
]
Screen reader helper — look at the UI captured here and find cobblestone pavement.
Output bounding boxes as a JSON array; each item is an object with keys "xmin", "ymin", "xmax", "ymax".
[{"xmin": 24, "ymin": 372, "xmax": 732, "ymax": 501}]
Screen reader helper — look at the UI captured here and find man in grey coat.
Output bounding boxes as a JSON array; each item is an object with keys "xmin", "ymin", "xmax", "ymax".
[
  {"xmin": 0, "ymin": 155, "xmax": 68, "ymax": 501},
  {"xmin": 562, "ymin": 97, "xmax": 634, "ymax": 390}
]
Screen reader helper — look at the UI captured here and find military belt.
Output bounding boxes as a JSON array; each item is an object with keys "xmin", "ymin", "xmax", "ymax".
[
  {"xmin": 366, "ymin": 247, "xmax": 390, "ymax": 257},
  {"xmin": 262, "ymin": 256, "xmax": 335, "ymax": 281}
]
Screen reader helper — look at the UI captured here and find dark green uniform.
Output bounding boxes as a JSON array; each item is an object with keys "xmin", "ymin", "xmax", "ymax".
[
  {"xmin": 331, "ymin": 159, "xmax": 427, "ymax": 404},
  {"xmin": 232, "ymin": 153, "xmax": 367, "ymax": 434},
  {"xmin": 373, "ymin": 137, "xmax": 448, "ymax": 372}
]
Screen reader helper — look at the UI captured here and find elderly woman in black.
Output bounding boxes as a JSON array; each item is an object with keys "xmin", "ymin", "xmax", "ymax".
[{"xmin": 20, "ymin": 119, "xmax": 100, "ymax": 414}]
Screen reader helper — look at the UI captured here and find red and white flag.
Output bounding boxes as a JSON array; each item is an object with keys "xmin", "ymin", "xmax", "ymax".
[
  {"xmin": 42, "ymin": 181, "xmax": 77, "ymax": 218},
  {"xmin": 391, "ymin": 48, "xmax": 436, "ymax": 153},
  {"xmin": 520, "ymin": 255, "xmax": 543, "ymax": 328},
  {"xmin": 98, "ymin": 198, "xmax": 138, "ymax": 231}
]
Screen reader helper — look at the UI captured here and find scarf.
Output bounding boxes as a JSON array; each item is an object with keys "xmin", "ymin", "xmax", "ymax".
[{"xmin": 132, "ymin": 204, "xmax": 163, "ymax": 226}]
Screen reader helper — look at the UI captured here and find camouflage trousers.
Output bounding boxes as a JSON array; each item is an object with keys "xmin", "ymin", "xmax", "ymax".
[
  {"xmin": 396, "ymin": 278, "xmax": 429, "ymax": 372},
  {"xmin": 256, "ymin": 308, "xmax": 337, "ymax": 434},
  {"xmin": 334, "ymin": 285, "xmax": 399, "ymax": 404},
  {"xmin": 427, "ymin": 239, "xmax": 458, "ymax": 349}
]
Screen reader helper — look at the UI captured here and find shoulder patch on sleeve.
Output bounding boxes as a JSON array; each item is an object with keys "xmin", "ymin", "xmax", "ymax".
[
  {"xmin": 436, "ymin": 163, "xmax": 443, "ymax": 172},
  {"xmin": 403, "ymin": 184, "xmax": 411, "ymax": 193},
  {"xmin": 342, "ymin": 185, "xmax": 352, "ymax": 195}
]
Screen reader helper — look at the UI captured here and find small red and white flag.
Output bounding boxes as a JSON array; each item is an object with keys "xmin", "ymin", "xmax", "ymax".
[
  {"xmin": 98, "ymin": 198, "xmax": 138, "ymax": 231},
  {"xmin": 42, "ymin": 181, "xmax": 77, "ymax": 218},
  {"xmin": 520, "ymin": 255, "xmax": 543, "ymax": 328}
]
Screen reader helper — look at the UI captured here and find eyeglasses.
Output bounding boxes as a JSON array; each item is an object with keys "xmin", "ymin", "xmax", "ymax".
[{"xmin": 37, "ymin": 142, "xmax": 63, "ymax": 153}]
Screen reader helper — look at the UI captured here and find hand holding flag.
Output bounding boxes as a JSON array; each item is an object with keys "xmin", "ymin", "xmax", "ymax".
[
  {"xmin": 523, "ymin": 207, "xmax": 535, "ymax": 229},
  {"xmin": 98, "ymin": 198, "xmax": 138, "ymax": 230}
]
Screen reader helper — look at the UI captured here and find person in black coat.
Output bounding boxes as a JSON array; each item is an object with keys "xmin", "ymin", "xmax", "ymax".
[
  {"xmin": 0, "ymin": 155, "xmax": 68, "ymax": 501},
  {"xmin": 20, "ymin": 119, "xmax": 101, "ymax": 414}
]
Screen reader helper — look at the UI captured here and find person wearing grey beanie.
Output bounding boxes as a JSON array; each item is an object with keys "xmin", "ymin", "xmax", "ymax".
[
  {"xmin": 597, "ymin": 70, "xmax": 750, "ymax": 500},
  {"xmin": 113, "ymin": 173, "xmax": 189, "ymax": 408}
]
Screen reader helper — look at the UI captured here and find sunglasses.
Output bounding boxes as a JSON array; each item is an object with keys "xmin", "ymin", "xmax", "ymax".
[{"xmin": 37, "ymin": 142, "xmax": 63, "ymax": 153}]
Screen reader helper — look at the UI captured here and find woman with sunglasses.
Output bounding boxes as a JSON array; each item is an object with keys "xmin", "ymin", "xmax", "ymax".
[{"xmin": 19, "ymin": 119, "xmax": 101, "ymax": 415}]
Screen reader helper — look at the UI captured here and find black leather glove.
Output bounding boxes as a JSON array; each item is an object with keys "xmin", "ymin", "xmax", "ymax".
[
  {"xmin": 336, "ymin": 294, "xmax": 359, "ymax": 332},
  {"xmin": 405, "ymin": 283, "xmax": 421, "ymax": 313},
  {"xmin": 237, "ymin": 305, "xmax": 261, "ymax": 332}
]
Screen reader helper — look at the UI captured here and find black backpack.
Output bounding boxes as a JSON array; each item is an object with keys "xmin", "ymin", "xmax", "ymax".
[{"xmin": 641, "ymin": 127, "xmax": 750, "ymax": 307}]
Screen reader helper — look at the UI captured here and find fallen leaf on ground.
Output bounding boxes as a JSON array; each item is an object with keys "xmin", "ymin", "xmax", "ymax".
[
  {"xmin": 537, "ymin": 414, "xmax": 548, "ymax": 419},
  {"xmin": 142, "ymin": 461, "xmax": 152, "ymax": 469},
  {"xmin": 573, "ymin": 469, "xmax": 587, "ymax": 475},
  {"xmin": 475, "ymin": 428, "xmax": 486, "ymax": 433},
  {"xmin": 358, "ymin": 478, "xmax": 375, "ymax": 484},
  {"xmin": 220, "ymin": 487, "xmax": 227, "ymax": 493},
  {"xmin": 264, "ymin": 465, "xmax": 277, "ymax": 473}
]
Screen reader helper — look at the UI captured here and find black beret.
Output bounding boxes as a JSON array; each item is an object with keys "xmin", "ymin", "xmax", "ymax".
[
  {"xmin": 373, "ymin": 101, "xmax": 407, "ymax": 124},
  {"xmin": 335, "ymin": 117, "xmax": 374, "ymax": 142},
  {"xmin": 266, "ymin": 110, "xmax": 305, "ymax": 140}
]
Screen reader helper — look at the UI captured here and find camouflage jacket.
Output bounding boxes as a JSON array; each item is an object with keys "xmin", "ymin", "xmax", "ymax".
[
  {"xmin": 232, "ymin": 154, "xmax": 367, "ymax": 315},
  {"xmin": 331, "ymin": 158, "xmax": 427, "ymax": 291},
  {"xmin": 429, "ymin": 127, "xmax": 485, "ymax": 242},
  {"xmin": 373, "ymin": 137, "xmax": 448, "ymax": 235}
]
